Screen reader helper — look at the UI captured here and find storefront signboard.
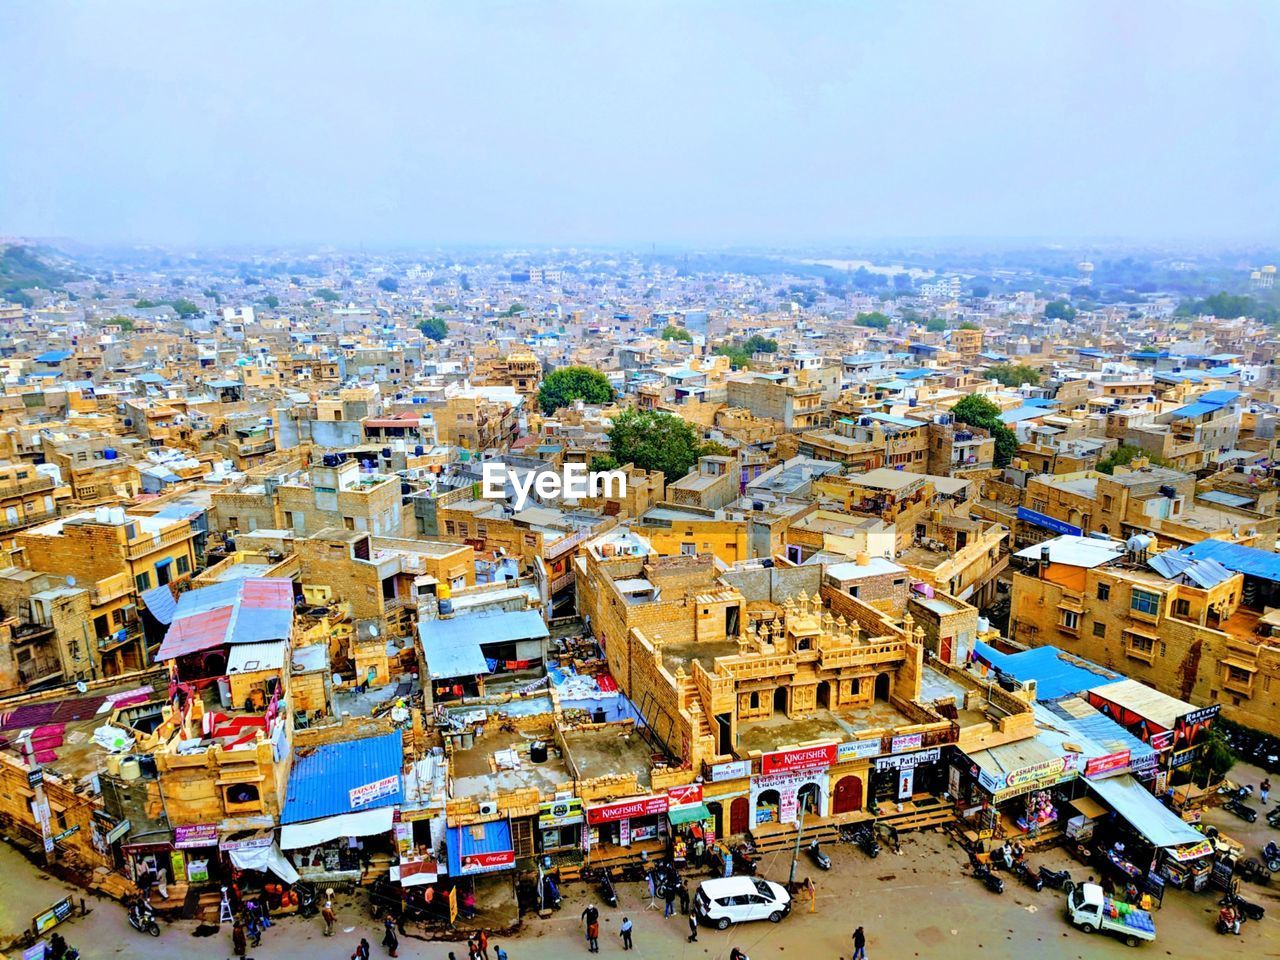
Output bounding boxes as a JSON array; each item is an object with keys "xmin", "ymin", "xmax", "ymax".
[
  {"xmin": 1004, "ymin": 755, "xmax": 1072, "ymax": 789},
  {"xmin": 105, "ymin": 819, "xmax": 132, "ymax": 844},
  {"xmin": 173, "ymin": 823, "xmax": 219, "ymax": 849},
  {"xmin": 539, "ymin": 797, "xmax": 584, "ymax": 827},
  {"xmin": 897, "ymin": 768, "xmax": 915, "ymax": 800},
  {"xmin": 1084, "ymin": 751, "xmax": 1131, "ymax": 779},
  {"xmin": 873, "ymin": 747, "xmax": 941, "ymax": 772},
  {"xmin": 586, "ymin": 794, "xmax": 669, "ymax": 825},
  {"xmin": 761, "ymin": 743, "xmax": 837, "ymax": 775},
  {"xmin": 1169, "ymin": 748, "xmax": 1198, "ymax": 769},
  {"xmin": 667, "ymin": 783, "xmax": 703, "ymax": 805},
  {"xmin": 707, "ymin": 760, "xmax": 750, "ymax": 782},
  {"xmin": 890, "ymin": 733, "xmax": 923, "ymax": 753},
  {"xmin": 350, "ymin": 775, "xmax": 400, "ymax": 809},
  {"xmin": 837, "ymin": 739, "xmax": 881, "ymax": 762},
  {"xmin": 460, "ymin": 850, "xmax": 515, "ymax": 874}
]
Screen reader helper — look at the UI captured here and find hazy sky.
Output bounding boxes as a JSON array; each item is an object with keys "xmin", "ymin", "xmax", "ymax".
[{"xmin": 1, "ymin": 1, "xmax": 1277, "ymax": 246}]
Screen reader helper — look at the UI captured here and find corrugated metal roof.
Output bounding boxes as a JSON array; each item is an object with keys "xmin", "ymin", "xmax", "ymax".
[
  {"xmin": 140, "ymin": 584, "xmax": 179, "ymax": 625},
  {"xmin": 281, "ymin": 730, "xmax": 403, "ymax": 824},
  {"xmin": 1043, "ymin": 696, "xmax": 1158, "ymax": 766},
  {"xmin": 1087, "ymin": 678, "xmax": 1193, "ymax": 730},
  {"xmin": 1013, "ymin": 535, "xmax": 1124, "ymax": 569},
  {"xmin": 420, "ymin": 609, "xmax": 549, "ymax": 648},
  {"xmin": 156, "ymin": 577, "xmax": 294, "ymax": 660},
  {"xmin": 1177, "ymin": 539, "xmax": 1280, "ymax": 584},
  {"xmin": 1197, "ymin": 490, "xmax": 1252, "ymax": 509},
  {"xmin": 973, "ymin": 641, "xmax": 1123, "ymax": 701},
  {"xmin": 1147, "ymin": 552, "xmax": 1234, "ymax": 588},
  {"xmin": 227, "ymin": 641, "xmax": 288, "ymax": 674}
]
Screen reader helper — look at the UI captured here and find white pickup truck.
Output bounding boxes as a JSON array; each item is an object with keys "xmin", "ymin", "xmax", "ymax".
[{"xmin": 1066, "ymin": 883, "xmax": 1156, "ymax": 947}]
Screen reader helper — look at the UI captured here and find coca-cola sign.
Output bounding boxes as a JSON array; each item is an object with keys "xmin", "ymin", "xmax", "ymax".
[{"xmin": 761, "ymin": 743, "xmax": 838, "ymax": 775}]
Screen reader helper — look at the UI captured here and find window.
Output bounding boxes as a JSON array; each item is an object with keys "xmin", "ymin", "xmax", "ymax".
[
  {"xmin": 283, "ymin": 511, "xmax": 293, "ymax": 528},
  {"xmin": 1227, "ymin": 666, "xmax": 1252, "ymax": 684},
  {"xmin": 1059, "ymin": 610, "xmax": 1080, "ymax": 631},
  {"xmin": 1092, "ymin": 622, "xmax": 1106, "ymax": 638},
  {"xmin": 176, "ymin": 555, "xmax": 190, "ymax": 575},
  {"xmin": 681, "ymin": 542, "xmax": 697, "ymax": 556},
  {"xmin": 1130, "ymin": 588, "xmax": 1160, "ymax": 616},
  {"xmin": 749, "ymin": 691, "xmax": 760, "ymax": 709},
  {"xmin": 1172, "ymin": 598, "xmax": 1191, "ymax": 618},
  {"xmin": 1096, "ymin": 582, "xmax": 1110, "ymax": 601},
  {"xmin": 343, "ymin": 516, "xmax": 355, "ymax": 530},
  {"xmin": 135, "ymin": 571, "xmax": 151, "ymax": 592},
  {"xmin": 1129, "ymin": 633, "xmax": 1155, "ymax": 654}
]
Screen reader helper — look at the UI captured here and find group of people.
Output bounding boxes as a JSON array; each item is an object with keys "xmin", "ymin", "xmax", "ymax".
[{"xmin": 230, "ymin": 897, "xmax": 274, "ymax": 959}]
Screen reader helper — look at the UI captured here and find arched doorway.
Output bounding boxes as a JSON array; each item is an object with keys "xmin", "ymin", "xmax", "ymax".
[
  {"xmin": 832, "ymin": 775, "xmax": 863, "ymax": 814},
  {"xmin": 756, "ymin": 789, "xmax": 781, "ymax": 825},
  {"xmin": 797, "ymin": 782, "xmax": 821, "ymax": 816},
  {"xmin": 816, "ymin": 680, "xmax": 831, "ymax": 710},
  {"xmin": 729, "ymin": 797, "xmax": 750, "ymax": 835},
  {"xmin": 773, "ymin": 686, "xmax": 788, "ymax": 717},
  {"xmin": 874, "ymin": 672, "xmax": 891, "ymax": 701},
  {"xmin": 707, "ymin": 800, "xmax": 724, "ymax": 839}
]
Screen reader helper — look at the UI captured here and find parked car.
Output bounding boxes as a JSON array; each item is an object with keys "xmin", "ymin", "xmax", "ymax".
[{"xmin": 694, "ymin": 876, "xmax": 792, "ymax": 930}]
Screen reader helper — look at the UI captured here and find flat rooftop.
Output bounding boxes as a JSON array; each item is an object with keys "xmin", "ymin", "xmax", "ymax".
[
  {"xmin": 563, "ymin": 726, "xmax": 655, "ymax": 788},
  {"xmin": 735, "ymin": 700, "xmax": 914, "ymax": 756},
  {"xmin": 450, "ymin": 728, "xmax": 571, "ymax": 799},
  {"xmin": 660, "ymin": 639, "xmax": 740, "ymax": 675}
]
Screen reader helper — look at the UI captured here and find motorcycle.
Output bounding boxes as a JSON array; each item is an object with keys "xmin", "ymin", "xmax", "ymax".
[
  {"xmin": 1264, "ymin": 841, "xmax": 1280, "ymax": 874},
  {"xmin": 1237, "ymin": 858, "xmax": 1271, "ymax": 884},
  {"xmin": 1220, "ymin": 892, "xmax": 1265, "ymax": 922},
  {"xmin": 807, "ymin": 839, "xmax": 832, "ymax": 871},
  {"xmin": 1038, "ymin": 866, "xmax": 1075, "ymax": 893},
  {"xmin": 851, "ymin": 824, "xmax": 880, "ymax": 859},
  {"xmin": 541, "ymin": 875, "xmax": 562, "ymax": 910},
  {"xmin": 1226, "ymin": 796, "xmax": 1259, "ymax": 823},
  {"xmin": 1011, "ymin": 860, "xmax": 1043, "ymax": 891},
  {"xmin": 127, "ymin": 897, "xmax": 161, "ymax": 937},
  {"xmin": 731, "ymin": 844, "xmax": 759, "ymax": 877},
  {"xmin": 599, "ymin": 869, "xmax": 619, "ymax": 908},
  {"xmin": 971, "ymin": 860, "xmax": 1005, "ymax": 894},
  {"xmin": 296, "ymin": 882, "xmax": 318, "ymax": 919},
  {"xmin": 1267, "ymin": 807, "xmax": 1280, "ymax": 828}
]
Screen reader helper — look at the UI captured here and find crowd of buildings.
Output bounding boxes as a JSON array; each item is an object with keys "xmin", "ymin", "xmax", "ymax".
[{"xmin": 0, "ymin": 248, "xmax": 1277, "ymax": 927}]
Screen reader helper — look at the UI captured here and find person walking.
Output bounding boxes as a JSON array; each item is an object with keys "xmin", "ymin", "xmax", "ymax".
[
  {"xmin": 677, "ymin": 878, "xmax": 690, "ymax": 915},
  {"xmin": 352, "ymin": 937, "xmax": 371, "ymax": 960},
  {"xmin": 231, "ymin": 920, "xmax": 248, "ymax": 960},
  {"xmin": 663, "ymin": 882, "xmax": 676, "ymax": 918},
  {"xmin": 478, "ymin": 929, "xmax": 491, "ymax": 960},
  {"xmin": 729, "ymin": 949, "xmax": 748, "ymax": 960},
  {"xmin": 322, "ymin": 890, "xmax": 337, "ymax": 937},
  {"xmin": 687, "ymin": 911, "xmax": 699, "ymax": 943},
  {"xmin": 581, "ymin": 904, "xmax": 600, "ymax": 953},
  {"xmin": 619, "ymin": 916, "xmax": 633, "ymax": 951},
  {"xmin": 494, "ymin": 945, "xmax": 508, "ymax": 960},
  {"xmin": 245, "ymin": 908, "xmax": 262, "ymax": 948},
  {"xmin": 382, "ymin": 915, "xmax": 399, "ymax": 957},
  {"xmin": 1262, "ymin": 778, "xmax": 1272, "ymax": 804},
  {"xmin": 852, "ymin": 925, "xmax": 868, "ymax": 960}
]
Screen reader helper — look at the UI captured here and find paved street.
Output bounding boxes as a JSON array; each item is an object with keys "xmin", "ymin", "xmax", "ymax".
[{"xmin": 5, "ymin": 791, "xmax": 1277, "ymax": 960}]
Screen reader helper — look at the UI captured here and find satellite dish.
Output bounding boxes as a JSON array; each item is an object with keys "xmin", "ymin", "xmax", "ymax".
[
  {"xmin": 369, "ymin": 625, "xmax": 380, "ymax": 638},
  {"xmin": 66, "ymin": 576, "xmax": 76, "ymax": 588},
  {"xmin": 76, "ymin": 681, "xmax": 88, "ymax": 694}
]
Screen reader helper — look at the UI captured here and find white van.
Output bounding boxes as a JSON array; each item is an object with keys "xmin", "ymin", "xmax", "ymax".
[{"xmin": 694, "ymin": 876, "xmax": 792, "ymax": 929}]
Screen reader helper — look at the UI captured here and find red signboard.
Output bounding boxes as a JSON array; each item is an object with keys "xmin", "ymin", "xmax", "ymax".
[
  {"xmin": 1084, "ymin": 751, "xmax": 1131, "ymax": 778},
  {"xmin": 460, "ymin": 850, "xmax": 515, "ymax": 872},
  {"xmin": 761, "ymin": 743, "xmax": 838, "ymax": 776},
  {"xmin": 586, "ymin": 794, "xmax": 670, "ymax": 825},
  {"xmin": 667, "ymin": 783, "xmax": 703, "ymax": 805}
]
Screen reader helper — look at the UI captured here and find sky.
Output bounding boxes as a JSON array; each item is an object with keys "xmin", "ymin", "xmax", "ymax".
[{"xmin": 1, "ymin": 1, "xmax": 1277, "ymax": 247}]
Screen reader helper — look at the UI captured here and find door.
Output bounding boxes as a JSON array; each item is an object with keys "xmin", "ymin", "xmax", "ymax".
[
  {"xmin": 939, "ymin": 635, "xmax": 953, "ymax": 663},
  {"xmin": 832, "ymin": 775, "xmax": 863, "ymax": 815},
  {"xmin": 729, "ymin": 796, "xmax": 750, "ymax": 835}
]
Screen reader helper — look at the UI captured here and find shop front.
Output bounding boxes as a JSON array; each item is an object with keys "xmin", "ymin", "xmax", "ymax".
[
  {"xmin": 665, "ymin": 783, "xmax": 714, "ymax": 866},
  {"xmin": 281, "ymin": 807, "xmax": 397, "ymax": 882},
  {"xmin": 121, "ymin": 836, "xmax": 175, "ymax": 892},
  {"xmin": 172, "ymin": 823, "xmax": 220, "ymax": 885},
  {"xmin": 702, "ymin": 759, "xmax": 751, "ymax": 838},
  {"xmin": 447, "ymin": 819, "xmax": 516, "ymax": 878},
  {"xmin": 221, "ymin": 827, "xmax": 300, "ymax": 887},
  {"xmin": 537, "ymin": 796, "xmax": 585, "ymax": 857},
  {"xmin": 960, "ymin": 743, "xmax": 1082, "ymax": 839},
  {"xmin": 749, "ymin": 743, "xmax": 837, "ymax": 826},
  {"xmin": 585, "ymin": 793, "xmax": 670, "ymax": 865},
  {"xmin": 870, "ymin": 745, "xmax": 945, "ymax": 811}
]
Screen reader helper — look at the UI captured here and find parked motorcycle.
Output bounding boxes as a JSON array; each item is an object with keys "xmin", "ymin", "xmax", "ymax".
[
  {"xmin": 541, "ymin": 875, "xmax": 562, "ymax": 910},
  {"xmin": 1238, "ymin": 858, "xmax": 1271, "ymax": 885},
  {"xmin": 1220, "ymin": 892, "xmax": 1265, "ymax": 922},
  {"xmin": 807, "ymin": 838, "xmax": 832, "ymax": 871},
  {"xmin": 971, "ymin": 861, "xmax": 1005, "ymax": 894},
  {"xmin": 127, "ymin": 897, "xmax": 161, "ymax": 937},
  {"xmin": 731, "ymin": 844, "xmax": 759, "ymax": 876},
  {"xmin": 1011, "ymin": 860, "xmax": 1044, "ymax": 891},
  {"xmin": 1267, "ymin": 807, "xmax": 1280, "ymax": 828},
  {"xmin": 1226, "ymin": 795, "xmax": 1259, "ymax": 823},
  {"xmin": 850, "ymin": 824, "xmax": 880, "ymax": 859},
  {"xmin": 599, "ymin": 869, "xmax": 619, "ymax": 908},
  {"xmin": 297, "ymin": 883, "xmax": 318, "ymax": 919},
  {"xmin": 1264, "ymin": 841, "xmax": 1280, "ymax": 873},
  {"xmin": 1038, "ymin": 865, "xmax": 1075, "ymax": 893}
]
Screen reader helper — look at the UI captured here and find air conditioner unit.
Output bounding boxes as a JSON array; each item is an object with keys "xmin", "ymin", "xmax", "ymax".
[{"xmin": 478, "ymin": 800, "xmax": 498, "ymax": 816}]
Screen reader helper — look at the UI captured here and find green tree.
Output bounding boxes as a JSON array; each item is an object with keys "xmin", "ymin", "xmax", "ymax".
[
  {"xmin": 713, "ymin": 344, "xmax": 752, "ymax": 369},
  {"xmin": 261, "ymin": 294, "xmax": 280, "ymax": 309},
  {"xmin": 970, "ymin": 284, "xmax": 991, "ymax": 298},
  {"xmin": 699, "ymin": 439, "xmax": 732, "ymax": 457},
  {"xmin": 1096, "ymin": 444, "xmax": 1168, "ymax": 475},
  {"xmin": 855, "ymin": 311, "xmax": 892, "ymax": 330},
  {"xmin": 418, "ymin": 317, "xmax": 448, "ymax": 341},
  {"xmin": 589, "ymin": 453, "xmax": 620, "ymax": 473},
  {"xmin": 958, "ymin": 321, "xmax": 981, "ymax": 330},
  {"xmin": 740, "ymin": 334, "xmax": 778, "ymax": 353},
  {"xmin": 951, "ymin": 394, "xmax": 1018, "ymax": 467},
  {"xmin": 377, "ymin": 276, "xmax": 399, "ymax": 292},
  {"xmin": 537, "ymin": 366, "xmax": 614, "ymax": 415},
  {"xmin": 1044, "ymin": 300, "xmax": 1076, "ymax": 321},
  {"xmin": 662, "ymin": 325, "xmax": 693, "ymax": 342},
  {"xmin": 316, "ymin": 287, "xmax": 341, "ymax": 302},
  {"xmin": 608, "ymin": 409, "xmax": 702, "ymax": 482},
  {"xmin": 1192, "ymin": 725, "xmax": 1235, "ymax": 787},
  {"xmin": 986, "ymin": 363, "xmax": 1041, "ymax": 387},
  {"xmin": 134, "ymin": 298, "xmax": 157, "ymax": 308},
  {"xmin": 111, "ymin": 316, "xmax": 135, "ymax": 331},
  {"xmin": 170, "ymin": 298, "xmax": 200, "ymax": 318},
  {"xmin": 926, "ymin": 317, "xmax": 947, "ymax": 333},
  {"xmin": 503, "ymin": 302, "xmax": 526, "ymax": 317}
]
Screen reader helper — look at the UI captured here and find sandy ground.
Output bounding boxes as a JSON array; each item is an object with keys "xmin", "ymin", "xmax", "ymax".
[{"xmin": 3, "ymin": 763, "xmax": 1277, "ymax": 959}]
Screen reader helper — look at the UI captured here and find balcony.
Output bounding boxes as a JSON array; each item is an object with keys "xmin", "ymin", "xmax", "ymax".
[
  {"xmin": 124, "ymin": 525, "xmax": 194, "ymax": 560},
  {"xmin": 98, "ymin": 621, "xmax": 143, "ymax": 652},
  {"xmin": 18, "ymin": 661, "xmax": 63, "ymax": 686},
  {"xmin": 11, "ymin": 620, "xmax": 56, "ymax": 647},
  {"xmin": 91, "ymin": 572, "xmax": 134, "ymax": 605},
  {"xmin": 0, "ymin": 507, "xmax": 58, "ymax": 534},
  {"xmin": 0, "ymin": 475, "xmax": 56, "ymax": 497}
]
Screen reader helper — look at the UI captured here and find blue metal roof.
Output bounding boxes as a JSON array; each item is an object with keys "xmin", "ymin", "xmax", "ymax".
[
  {"xmin": 418, "ymin": 609, "xmax": 548, "ymax": 679},
  {"xmin": 972, "ymin": 642, "xmax": 1123, "ymax": 701},
  {"xmin": 1147, "ymin": 552, "xmax": 1234, "ymax": 588},
  {"xmin": 140, "ymin": 584, "xmax": 179, "ymax": 625},
  {"xmin": 1022, "ymin": 397, "xmax": 1058, "ymax": 408},
  {"xmin": 1198, "ymin": 389, "xmax": 1241, "ymax": 405},
  {"xmin": 1000, "ymin": 406, "xmax": 1047, "ymax": 424},
  {"xmin": 1077, "ymin": 348, "xmax": 1107, "ymax": 358},
  {"xmin": 35, "ymin": 350, "xmax": 73, "ymax": 362},
  {"xmin": 1169, "ymin": 401, "xmax": 1221, "ymax": 419},
  {"xmin": 447, "ymin": 819, "xmax": 513, "ymax": 875},
  {"xmin": 1175, "ymin": 540, "xmax": 1280, "ymax": 583},
  {"xmin": 281, "ymin": 730, "xmax": 403, "ymax": 824}
]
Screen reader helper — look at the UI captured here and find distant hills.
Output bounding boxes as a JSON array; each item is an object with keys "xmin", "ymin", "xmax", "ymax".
[{"xmin": 0, "ymin": 244, "xmax": 82, "ymax": 306}]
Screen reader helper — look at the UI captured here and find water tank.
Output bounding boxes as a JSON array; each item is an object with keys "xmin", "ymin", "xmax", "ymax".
[
  {"xmin": 137, "ymin": 755, "xmax": 158, "ymax": 778},
  {"xmin": 415, "ymin": 445, "xmax": 425, "ymax": 456},
  {"xmin": 110, "ymin": 507, "xmax": 126, "ymax": 525},
  {"xmin": 438, "ymin": 598, "xmax": 453, "ymax": 616},
  {"xmin": 460, "ymin": 730, "xmax": 475, "ymax": 749},
  {"xmin": 119, "ymin": 757, "xmax": 141, "ymax": 780},
  {"xmin": 105, "ymin": 754, "xmax": 123, "ymax": 777},
  {"xmin": 95, "ymin": 506, "xmax": 111, "ymax": 524},
  {"xmin": 977, "ymin": 616, "xmax": 990, "ymax": 633},
  {"xmin": 104, "ymin": 448, "xmax": 117, "ymax": 460},
  {"xmin": 530, "ymin": 740, "xmax": 549, "ymax": 763}
]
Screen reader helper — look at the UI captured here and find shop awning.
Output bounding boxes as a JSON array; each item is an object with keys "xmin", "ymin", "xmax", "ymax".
[
  {"xmin": 668, "ymin": 802, "xmax": 712, "ymax": 826},
  {"xmin": 1070, "ymin": 796, "xmax": 1108, "ymax": 820},
  {"xmin": 1086, "ymin": 774, "xmax": 1204, "ymax": 848},
  {"xmin": 280, "ymin": 807, "xmax": 395, "ymax": 849},
  {"xmin": 228, "ymin": 842, "xmax": 300, "ymax": 884}
]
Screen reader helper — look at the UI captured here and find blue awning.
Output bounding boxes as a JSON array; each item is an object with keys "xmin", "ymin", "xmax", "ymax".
[{"xmin": 447, "ymin": 819, "xmax": 515, "ymax": 876}]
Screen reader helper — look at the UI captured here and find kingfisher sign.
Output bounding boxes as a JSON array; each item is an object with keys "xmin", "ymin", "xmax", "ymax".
[{"xmin": 761, "ymin": 743, "xmax": 838, "ymax": 775}]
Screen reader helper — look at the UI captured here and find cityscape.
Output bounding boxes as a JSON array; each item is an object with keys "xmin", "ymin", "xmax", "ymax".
[{"xmin": 0, "ymin": 4, "xmax": 1278, "ymax": 960}]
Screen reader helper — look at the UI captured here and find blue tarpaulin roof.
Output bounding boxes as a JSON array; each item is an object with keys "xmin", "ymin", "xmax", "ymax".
[
  {"xmin": 281, "ymin": 730, "xmax": 403, "ymax": 824},
  {"xmin": 448, "ymin": 819, "xmax": 514, "ymax": 875},
  {"xmin": 1175, "ymin": 540, "xmax": 1280, "ymax": 583},
  {"xmin": 1170, "ymin": 401, "xmax": 1223, "ymax": 419},
  {"xmin": 973, "ymin": 641, "xmax": 1123, "ymax": 701}
]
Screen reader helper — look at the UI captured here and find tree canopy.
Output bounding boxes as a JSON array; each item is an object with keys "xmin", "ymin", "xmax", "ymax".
[
  {"xmin": 377, "ymin": 276, "xmax": 399, "ymax": 292},
  {"xmin": 925, "ymin": 317, "xmax": 947, "ymax": 332},
  {"xmin": 261, "ymin": 294, "xmax": 280, "ymax": 309},
  {"xmin": 418, "ymin": 316, "xmax": 448, "ymax": 341},
  {"xmin": 1175, "ymin": 291, "xmax": 1279, "ymax": 323},
  {"xmin": 608, "ymin": 409, "xmax": 702, "ymax": 482},
  {"xmin": 316, "ymin": 288, "xmax": 341, "ymax": 302},
  {"xmin": 855, "ymin": 311, "xmax": 892, "ymax": 330},
  {"xmin": 958, "ymin": 321, "xmax": 981, "ymax": 330},
  {"xmin": 662, "ymin": 325, "xmax": 692, "ymax": 342},
  {"xmin": 740, "ymin": 334, "xmax": 778, "ymax": 353},
  {"xmin": 1096, "ymin": 444, "xmax": 1167, "ymax": 475},
  {"xmin": 951, "ymin": 394, "xmax": 1017, "ymax": 467},
  {"xmin": 537, "ymin": 366, "xmax": 614, "ymax": 415},
  {"xmin": 986, "ymin": 363, "xmax": 1041, "ymax": 387},
  {"xmin": 1044, "ymin": 300, "xmax": 1076, "ymax": 321}
]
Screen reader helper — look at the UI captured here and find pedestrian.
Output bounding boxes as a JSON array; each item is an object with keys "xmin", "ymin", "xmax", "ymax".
[
  {"xmin": 494, "ymin": 947, "xmax": 508, "ymax": 960},
  {"xmin": 687, "ymin": 911, "xmax": 699, "ymax": 943},
  {"xmin": 619, "ymin": 916, "xmax": 633, "ymax": 951},
  {"xmin": 852, "ymin": 925, "xmax": 868, "ymax": 960},
  {"xmin": 232, "ymin": 920, "xmax": 248, "ymax": 960},
  {"xmin": 322, "ymin": 890, "xmax": 337, "ymax": 937},
  {"xmin": 677, "ymin": 878, "xmax": 690, "ymax": 915},
  {"xmin": 383, "ymin": 915, "xmax": 399, "ymax": 957},
  {"xmin": 1262, "ymin": 778, "xmax": 1271, "ymax": 804},
  {"xmin": 729, "ymin": 949, "xmax": 748, "ymax": 960},
  {"xmin": 259, "ymin": 895, "xmax": 273, "ymax": 928},
  {"xmin": 246, "ymin": 909, "xmax": 262, "ymax": 948},
  {"xmin": 479, "ymin": 929, "xmax": 491, "ymax": 960},
  {"xmin": 352, "ymin": 937, "xmax": 370, "ymax": 960},
  {"xmin": 48, "ymin": 933, "xmax": 67, "ymax": 960},
  {"xmin": 663, "ymin": 882, "xmax": 676, "ymax": 918},
  {"xmin": 581, "ymin": 903, "xmax": 600, "ymax": 953}
]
